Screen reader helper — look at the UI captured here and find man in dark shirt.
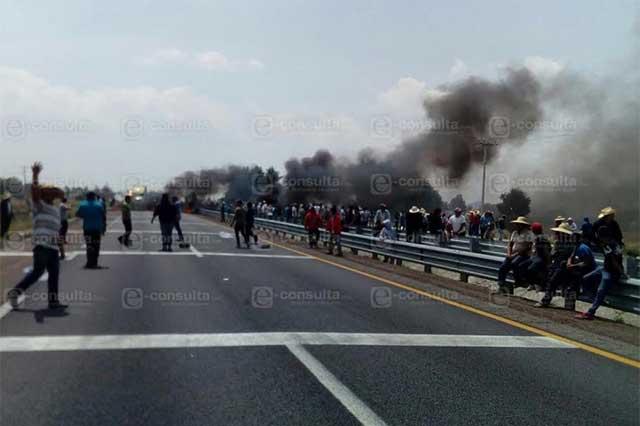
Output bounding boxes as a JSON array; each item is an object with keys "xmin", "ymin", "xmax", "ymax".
[
  {"xmin": 592, "ymin": 207, "xmax": 623, "ymax": 246},
  {"xmin": 230, "ymin": 200, "xmax": 249, "ymax": 249}
]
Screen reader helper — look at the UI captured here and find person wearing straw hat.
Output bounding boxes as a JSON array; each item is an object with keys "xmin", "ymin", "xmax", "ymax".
[
  {"xmin": 535, "ymin": 222, "xmax": 586, "ymax": 308},
  {"xmin": 592, "ymin": 206, "xmax": 624, "ymax": 247},
  {"xmin": 406, "ymin": 206, "xmax": 423, "ymax": 243},
  {"xmin": 553, "ymin": 215, "xmax": 566, "ymax": 227},
  {"xmin": 496, "ymin": 216, "xmax": 534, "ymax": 294},
  {"xmin": 0, "ymin": 191, "xmax": 14, "ymax": 245},
  {"xmin": 7, "ymin": 162, "xmax": 67, "ymax": 310}
]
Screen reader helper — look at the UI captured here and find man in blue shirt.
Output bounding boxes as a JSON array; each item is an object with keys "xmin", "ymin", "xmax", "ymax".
[{"xmin": 76, "ymin": 192, "xmax": 106, "ymax": 269}]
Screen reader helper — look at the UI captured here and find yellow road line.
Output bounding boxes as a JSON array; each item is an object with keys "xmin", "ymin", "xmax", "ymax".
[{"xmin": 265, "ymin": 238, "xmax": 640, "ymax": 369}]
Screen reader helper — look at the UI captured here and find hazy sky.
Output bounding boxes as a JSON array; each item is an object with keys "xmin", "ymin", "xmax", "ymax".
[{"xmin": 1, "ymin": 0, "xmax": 637, "ymax": 193}]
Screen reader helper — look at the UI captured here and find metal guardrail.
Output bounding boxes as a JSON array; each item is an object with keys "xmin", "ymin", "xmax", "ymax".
[{"xmin": 200, "ymin": 208, "xmax": 640, "ymax": 314}]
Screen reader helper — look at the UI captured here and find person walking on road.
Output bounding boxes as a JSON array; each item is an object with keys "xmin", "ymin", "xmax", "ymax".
[
  {"xmin": 152, "ymin": 193, "xmax": 178, "ymax": 252},
  {"xmin": 245, "ymin": 201, "xmax": 258, "ymax": 246},
  {"xmin": 58, "ymin": 197, "xmax": 69, "ymax": 260},
  {"xmin": 76, "ymin": 191, "xmax": 106, "ymax": 269},
  {"xmin": 229, "ymin": 200, "xmax": 249, "ymax": 249},
  {"xmin": 326, "ymin": 205, "xmax": 343, "ymax": 256},
  {"xmin": 172, "ymin": 196, "xmax": 185, "ymax": 242},
  {"xmin": 7, "ymin": 162, "xmax": 67, "ymax": 310},
  {"xmin": 118, "ymin": 195, "xmax": 133, "ymax": 247},
  {"xmin": 304, "ymin": 205, "xmax": 322, "ymax": 248}
]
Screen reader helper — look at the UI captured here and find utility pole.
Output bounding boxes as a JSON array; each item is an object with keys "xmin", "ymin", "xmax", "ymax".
[{"xmin": 475, "ymin": 139, "xmax": 499, "ymax": 210}]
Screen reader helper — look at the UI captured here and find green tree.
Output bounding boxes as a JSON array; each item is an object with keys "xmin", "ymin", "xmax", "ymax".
[{"xmin": 497, "ymin": 188, "xmax": 531, "ymax": 218}]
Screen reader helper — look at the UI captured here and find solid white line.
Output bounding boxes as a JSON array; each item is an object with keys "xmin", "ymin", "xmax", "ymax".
[
  {"xmin": 0, "ymin": 332, "xmax": 575, "ymax": 352},
  {"xmin": 189, "ymin": 245, "xmax": 203, "ymax": 258},
  {"xmin": 287, "ymin": 343, "xmax": 387, "ymax": 426},
  {"xmin": 0, "ymin": 294, "xmax": 26, "ymax": 320}
]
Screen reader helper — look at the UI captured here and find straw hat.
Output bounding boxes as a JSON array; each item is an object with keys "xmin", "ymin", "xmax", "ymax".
[
  {"xmin": 409, "ymin": 206, "xmax": 420, "ymax": 213},
  {"xmin": 419, "ymin": 208, "xmax": 426, "ymax": 214},
  {"xmin": 510, "ymin": 216, "xmax": 530, "ymax": 226},
  {"xmin": 1, "ymin": 192, "xmax": 11, "ymax": 201},
  {"xmin": 597, "ymin": 206, "xmax": 616, "ymax": 219},
  {"xmin": 550, "ymin": 222, "xmax": 574, "ymax": 235},
  {"xmin": 554, "ymin": 215, "xmax": 566, "ymax": 222}
]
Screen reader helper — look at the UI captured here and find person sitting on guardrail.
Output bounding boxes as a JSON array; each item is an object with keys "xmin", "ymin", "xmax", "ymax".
[
  {"xmin": 535, "ymin": 222, "xmax": 587, "ymax": 308},
  {"xmin": 593, "ymin": 207, "xmax": 624, "ymax": 248},
  {"xmin": 497, "ymin": 216, "xmax": 533, "ymax": 294},
  {"xmin": 575, "ymin": 225, "xmax": 623, "ymax": 320},
  {"xmin": 304, "ymin": 205, "xmax": 322, "ymax": 248},
  {"xmin": 326, "ymin": 206, "xmax": 343, "ymax": 257},
  {"xmin": 447, "ymin": 208, "xmax": 467, "ymax": 239},
  {"xmin": 519, "ymin": 222, "xmax": 551, "ymax": 292},
  {"xmin": 406, "ymin": 206, "xmax": 423, "ymax": 242}
]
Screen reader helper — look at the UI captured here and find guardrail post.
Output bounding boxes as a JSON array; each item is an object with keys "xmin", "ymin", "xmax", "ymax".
[
  {"xmin": 424, "ymin": 265, "xmax": 432, "ymax": 273},
  {"xmin": 459, "ymin": 272, "xmax": 469, "ymax": 282},
  {"xmin": 469, "ymin": 237, "xmax": 481, "ymax": 253}
]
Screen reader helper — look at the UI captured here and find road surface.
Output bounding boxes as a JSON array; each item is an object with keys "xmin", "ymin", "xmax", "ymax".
[{"xmin": 0, "ymin": 212, "xmax": 638, "ymax": 425}]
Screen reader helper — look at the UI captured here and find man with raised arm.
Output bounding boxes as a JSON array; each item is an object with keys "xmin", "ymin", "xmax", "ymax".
[{"xmin": 7, "ymin": 162, "xmax": 67, "ymax": 310}]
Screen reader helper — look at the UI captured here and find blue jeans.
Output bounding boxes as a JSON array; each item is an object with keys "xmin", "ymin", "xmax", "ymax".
[{"xmin": 587, "ymin": 270, "xmax": 617, "ymax": 315}]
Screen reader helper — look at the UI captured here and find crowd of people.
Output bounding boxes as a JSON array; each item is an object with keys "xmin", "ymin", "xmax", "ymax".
[
  {"xmin": 2, "ymin": 165, "xmax": 629, "ymax": 320},
  {"xmin": 4, "ymin": 162, "xmax": 188, "ymax": 310},
  {"xmin": 213, "ymin": 198, "xmax": 628, "ymax": 320},
  {"xmin": 495, "ymin": 209, "xmax": 624, "ymax": 319}
]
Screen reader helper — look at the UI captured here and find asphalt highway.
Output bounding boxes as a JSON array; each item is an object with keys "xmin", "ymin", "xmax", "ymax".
[{"xmin": 0, "ymin": 212, "xmax": 638, "ymax": 425}]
